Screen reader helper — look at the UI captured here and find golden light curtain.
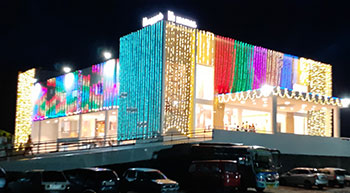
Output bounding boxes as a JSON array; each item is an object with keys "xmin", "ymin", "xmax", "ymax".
[
  {"xmin": 15, "ymin": 68, "xmax": 36, "ymax": 146},
  {"xmin": 163, "ymin": 22, "xmax": 196, "ymax": 135},
  {"xmin": 196, "ymin": 30, "xmax": 215, "ymax": 66}
]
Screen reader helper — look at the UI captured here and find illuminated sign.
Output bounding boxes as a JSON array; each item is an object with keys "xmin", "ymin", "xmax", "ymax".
[
  {"xmin": 142, "ymin": 11, "xmax": 197, "ymax": 28},
  {"xmin": 142, "ymin": 12, "xmax": 164, "ymax": 27},
  {"xmin": 167, "ymin": 11, "xmax": 197, "ymax": 28}
]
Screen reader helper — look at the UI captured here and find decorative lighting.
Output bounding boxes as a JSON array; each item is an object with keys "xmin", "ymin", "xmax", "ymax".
[
  {"xmin": 240, "ymin": 101, "xmax": 245, "ymax": 104},
  {"xmin": 284, "ymin": 101, "xmax": 290, "ymax": 105},
  {"xmin": 261, "ymin": 85, "xmax": 274, "ymax": 97},
  {"xmin": 64, "ymin": 73, "xmax": 75, "ymax": 89},
  {"xmin": 14, "ymin": 68, "xmax": 36, "ymax": 147},
  {"xmin": 280, "ymin": 106, "xmax": 286, "ymax": 110},
  {"xmin": 104, "ymin": 59, "xmax": 115, "ymax": 78},
  {"xmin": 302, "ymin": 104, "xmax": 307, "ymax": 109},
  {"xmin": 263, "ymin": 104, "xmax": 268, "ymax": 107}
]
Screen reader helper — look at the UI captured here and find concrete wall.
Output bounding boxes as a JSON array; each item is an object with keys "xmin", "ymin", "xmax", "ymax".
[{"xmin": 211, "ymin": 129, "xmax": 350, "ymax": 157}]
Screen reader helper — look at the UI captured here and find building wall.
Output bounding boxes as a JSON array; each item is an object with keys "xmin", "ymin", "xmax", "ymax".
[{"xmin": 212, "ymin": 129, "xmax": 350, "ymax": 157}]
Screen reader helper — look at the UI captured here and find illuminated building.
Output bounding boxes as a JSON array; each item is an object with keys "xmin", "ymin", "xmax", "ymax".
[{"xmin": 15, "ymin": 11, "xmax": 346, "ymax": 146}]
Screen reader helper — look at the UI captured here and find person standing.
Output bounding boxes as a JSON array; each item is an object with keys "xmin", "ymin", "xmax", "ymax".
[{"xmin": 24, "ymin": 135, "xmax": 33, "ymax": 156}]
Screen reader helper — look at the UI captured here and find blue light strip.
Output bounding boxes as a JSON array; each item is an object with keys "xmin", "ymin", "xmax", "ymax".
[{"xmin": 118, "ymin": 21, "xmax": 164, "ymax": 140}]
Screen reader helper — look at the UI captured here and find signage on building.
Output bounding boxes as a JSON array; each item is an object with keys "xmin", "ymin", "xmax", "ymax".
[{"xmin": 142, "ymin": 10, "xmax": 197, "ymax": 28}]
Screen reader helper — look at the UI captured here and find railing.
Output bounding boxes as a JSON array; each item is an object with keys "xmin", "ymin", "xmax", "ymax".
[{"xmin": 0, "ymin": 129, "xmax": 213, "ymax": 160}]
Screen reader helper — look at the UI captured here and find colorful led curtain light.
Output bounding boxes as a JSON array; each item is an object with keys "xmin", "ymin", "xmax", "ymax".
[
  {"xmin": 118, "ymin": 21, "xmax": 164, "ymax": 140},
  {"xmin": 214, "ymin": 36, "xmax": 235, "ymax": 94},
  {"xmin": 15, "ymin": 68, "xmax": 36, "ymax": 146},
  {"xmin": 31, "ymin": 59, "xmax": 118, "ymax": 120},
  {"xmin": 252, "ymin": 47, "xmax": 268, "ymax": 90},
  {"xmin": 280, "ymin": 54, "xmax": 297, "ymax": 90},
  {"xmin": 164, "ymin": 22, "xmax": 196, "ymax": 135}
]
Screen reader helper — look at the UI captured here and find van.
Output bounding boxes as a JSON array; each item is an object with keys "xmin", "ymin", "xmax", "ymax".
[{"xmin": 188, "ymin": 160, "xmax": 240, "ymax": 192}]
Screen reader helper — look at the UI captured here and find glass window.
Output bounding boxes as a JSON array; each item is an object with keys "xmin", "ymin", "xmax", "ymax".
[
  {"xmin": 196, "ymin": 104, "xmax": 213, "ymax": 130},
  {"xmin": 107, "ymin": 109, "xmax": 118, "ymax": 137},
  {"xmin": 294, "ymin": 115, "xmax": 307, "ymax": 135},
  {"xmin": 58, "ymin": 115, "xmax": 79, "ymax": 138},
  {"xmin": 196, "ymin": 64, "xmax": 214, "ymax": 100},
  {"xmin": 81, "ymin": 112, "xmax": 106, "ymax": 138},
  {"xmin": 224, "ymin": 107, "xmax": 238, "ymax": 130},
  {"xmin": 31, "ymin": 121, "xmax": 40, "ymax": 143},
  {"xmin": 41, "ymin": 118, "xmax": 59, "ymax": 142},
  {"xmin": 242, "ymin": 110, "xmax": 270, "ymax": 134}
]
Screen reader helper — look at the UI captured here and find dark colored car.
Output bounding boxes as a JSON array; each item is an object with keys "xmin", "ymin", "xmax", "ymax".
[
  {"xmin": 279, "ymin": 167, "xmax": 328, "ymax": 189},
  {"xmin": 120, "ymin": 168, "xmax": 179, "ymax": 193},
  {"xmin": 188, "ymin": 160, "xmax": 241, "ymax": 192},
  {"xmin": 8, "ymin": 170, "xmax": 70, "ymax": 193},
  {"xmin": 64, "ymin": 167, "xmax": 120, "ymax": 193}
]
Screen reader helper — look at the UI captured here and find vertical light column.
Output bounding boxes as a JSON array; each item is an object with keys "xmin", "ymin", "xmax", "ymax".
[
  {"xmin": 14, "ymin": 68, "xmax": 36, "ymax": 147},
  {"xmin": 163, "ymin": 22, "xmax": 196, "ymax": 136},
  {"xmin": 118, "ymin": 21, "xmax": 164, "ymax": 140}
]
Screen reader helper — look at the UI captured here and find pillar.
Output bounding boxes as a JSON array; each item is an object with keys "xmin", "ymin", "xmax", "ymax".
[
  {"xmin": 271, "ymin": 95, "xmax": 278, "ymax": 134},
  {"xmin": 237, "ymin": 107, "xmax": 243, "ymax": 128},
  {"xmin": 104, "ymin": 110, "xmax": 109, "ymax": 141},
  {"xmin": 213, "ymin": 97, "xmax": 225, "ymax": 130},
  {"xmin": 333, "ymin": 107, "xmax": 340, "ymax": 137},
  {"xmin": 286, "ymin": 112, "xmax": 294, "ymax": 134}
]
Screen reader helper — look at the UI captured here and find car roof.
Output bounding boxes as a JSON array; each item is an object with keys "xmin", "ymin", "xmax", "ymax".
[
  {"xmin": 320, "ymin": 167, "xmax": 346, "ymax": 171},
  {"xmin": 192, "ymin": 160, "xmax": 237, "ymax": 164},
  {"xmin": 292, "ymin": 167, "xmax": 318, "ymax": 170},
  {"xmin": 128, "ymin": 168, "xmax": 160, "ymax": 172},
  {"xmin": 82, "ymin": 167, "xmax": 113, "ymax": 172}
]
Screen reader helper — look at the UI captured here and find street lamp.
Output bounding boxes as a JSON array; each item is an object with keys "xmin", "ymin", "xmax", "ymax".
[
  {"xmin": 341, "ymin": 98, "xmax": 350, "ymax": 108},
  {"xmin": 63, "ymin": 66, "xmax": 71, "ymax": 73},
  {"xmin": 103, "ymin": 51, "xmax": 112, "ymax": 60}
]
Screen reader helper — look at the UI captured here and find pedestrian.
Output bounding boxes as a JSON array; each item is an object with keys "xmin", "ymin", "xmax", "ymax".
[{"xmin": 24, "ymin": 135, "xmax": 33, "ymax": 156}]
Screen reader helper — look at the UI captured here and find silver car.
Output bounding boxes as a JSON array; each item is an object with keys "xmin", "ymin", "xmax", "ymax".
[
  {"xmin": 280, "ymin": 167, "xmax": 328, "ymax": 189},
  {"xmin": 319, "ymin": 167, "xmax": 345, "ymax": 188}
]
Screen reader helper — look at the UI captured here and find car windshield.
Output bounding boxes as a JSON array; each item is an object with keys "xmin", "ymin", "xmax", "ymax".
[
  {"xmin": 254, "ymin": 150, "xmax": 273, "ymax": 169},
  {"xmin": 224, "ymin": 163, "xmax": 237, "ymax": 172},
  {"xmin": 142, "ymin": 171, "xmax": 166, "ymax": 180},
  {"xmin": 42, "ymin": 171, "xmax": 66, "ymax": 182},
  {"xmin": 95, "ymin": 171, "xmax": 118, "ymax": 181}
]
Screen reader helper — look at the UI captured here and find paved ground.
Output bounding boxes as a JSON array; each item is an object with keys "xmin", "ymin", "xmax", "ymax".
[
  {"xmin": 254, "ymin": 186, "xmax": 350, "ymax": 193},
  {"xmin": 177, "ymin": 186, "xmax": 350, "ymax": 193}
]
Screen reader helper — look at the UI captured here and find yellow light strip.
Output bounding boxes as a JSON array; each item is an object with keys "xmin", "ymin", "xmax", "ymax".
[{"xmin": 14, "ymin": 68, "xmax": 36, "ymax": 147}]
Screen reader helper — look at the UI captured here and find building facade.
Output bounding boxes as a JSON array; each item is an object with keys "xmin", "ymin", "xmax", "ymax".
[{"xmin": 15, "ymin": 13, "xmax": 344, "ymax": 146}]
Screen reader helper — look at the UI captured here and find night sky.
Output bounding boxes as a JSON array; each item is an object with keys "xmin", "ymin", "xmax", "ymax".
[{"xmin": 1, "ymin": 0, "xmax": 350, "ymax": 136}]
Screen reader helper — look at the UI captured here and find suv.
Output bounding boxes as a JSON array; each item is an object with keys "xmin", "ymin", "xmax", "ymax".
[
  {"xmin": 64, "ymin": 167, "xmax": 120, "ymax": 193},
  {"xmin": 120, "ymin": 168, "xmax": 179, "ymax": 193},
  {"xmin": 318, "ymin": 168, "xmax": 345, "ymax": 188},
  {"xmin": 8, "ymin": 170, "xmax": 70, "ymax": 193},
  {"xmin": 188, "ymin": 160, "xmax": 240, "ymax": 192},
  {"xmin": 279, "ymin": 167, "xmax": 328, "ymax": 189}
]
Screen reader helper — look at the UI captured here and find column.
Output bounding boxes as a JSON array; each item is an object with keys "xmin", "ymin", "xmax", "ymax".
[
  {"xmin": 213, "ymin": 97, "xmax": 225, "ymax": 130},
  {"xmin": 286, "ymin": 112, "xmax": 294, "ymax": 133},
  {"xmin": 104, "ymin": 110, "xmax": 109, "ymax": 142},
  {"xmin": 333, "ymin": 107, "xmax": 340, "ymax": 137},
  {"xmin": 78, "ymin": 114, "xmax": 82, "ymax": 139},
  {"xmin": 271, "ymin": 95, "xmax": 277, "ymax": 134},
  {"xmin": 237, "ymin": 107, "xmax": 243, "ymax": 129}
]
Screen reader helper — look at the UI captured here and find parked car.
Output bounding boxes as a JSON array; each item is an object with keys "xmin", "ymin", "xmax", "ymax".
[
  {"xmin": 7, "ymin": 170, "xmax": 70, "ymax": 193},
  {"xmin": 120, "ymin": 168, "xmax": 179, "ymax": 193},
  {"xmin": 64, "ymin": 167, "xmax": 120, "ymax": 193},
  {"xmin": 0, "ymin": 168, "xmax": 6, "ymax": 193},
  {"xmin": 188, "ymin": 160, "xmax": 240, "ymax": 192},
  {"xmin": 319, "ymin": 167, "xmax": 345, "ymax": 187},
  {"xmin": 279, "ymin": 167, "xmax": 328, "ymax": 189},
  {"xmin": 345, "ymin": 171, "xmax": 350, "ymax": 186}
]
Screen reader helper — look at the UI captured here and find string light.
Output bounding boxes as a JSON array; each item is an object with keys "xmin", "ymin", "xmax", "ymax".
[{"xmin": 15, "ymin": 68, "xmax": 36, "ymax": 147}]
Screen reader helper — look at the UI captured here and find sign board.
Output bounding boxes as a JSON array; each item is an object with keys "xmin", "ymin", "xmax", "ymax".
[{"xmin": 142, "ymin": 10, "xmax": 197, "ymax": 28}]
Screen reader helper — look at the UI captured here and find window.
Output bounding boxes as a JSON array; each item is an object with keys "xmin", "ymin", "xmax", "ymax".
[
  {"xmin": 59, "ymin": 115, "xmax": 79, "ymax": 138},
  {"xmin": 81, "ymin": 112, "xmax": 106, "ymax": 138}
]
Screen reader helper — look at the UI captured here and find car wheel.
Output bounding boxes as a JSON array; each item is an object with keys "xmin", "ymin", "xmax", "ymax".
[
  {"xmin": 304, "ymin": 181, "xmax": 312, "ymax": 189},
  {"xmin": 256, "ymin": 187, "xmax": 265, "ymax": 192}
]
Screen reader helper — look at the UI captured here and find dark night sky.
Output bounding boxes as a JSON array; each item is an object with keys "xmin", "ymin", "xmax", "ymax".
[{"xmin": 1, "ymin": 0, "xmax": 350, "ymax": 136}]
